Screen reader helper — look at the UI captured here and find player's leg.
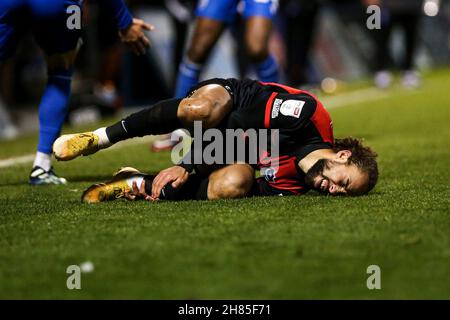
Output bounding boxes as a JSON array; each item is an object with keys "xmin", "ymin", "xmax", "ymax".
[
  {"xmin": 244, "ymin": 0, "xmax": 279, "ymax": 82},
  {"xmin": 373, "ymin": 8, "xmax": 393, "ymax": 89},
  {"xmin": 81, "ymin": 163, "xmax": 254, "ymax": 203},
  {"xmin": 174, "ymin": 0, "xmax": 239, "ymax": 98},
  {"xmin": 207, "ymin": 163, "xmax": 255, "ymax": 199},
  {"xmin": 29, "ymin": 49, "xmax": 79, "ymax": 185},
  {"xmin": 174, "ymin": 18, "xmax": 225, "ymax": 98},
  {"xmin": 145, "ymin": 163, "xmax": 255, "ymax": 200},
  {"xmin": 399, "ymin": 12, "xmax": 421, "ymax": 88},
  {"xmin": 28, "ymin": 0, "xmax": 83, "ymax": 184},
  {"xmin": 0, "ymin": 1, "xmax": 21, "ymax": 139},
  {"xmin": 54, "ymin": 81, "xmax": 233, "ymax": 160}
]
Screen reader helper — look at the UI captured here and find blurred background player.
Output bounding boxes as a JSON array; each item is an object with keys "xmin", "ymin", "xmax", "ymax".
[
  {"xmin": 176, "ymin": 0, "xmax": 279, "ymax": 96},
  {"xmin": 152, "ymin": 0, "xmax": 280, "ymax": 151},
  {"xmin": 364, "ymin": 0, "xmax": 424, "ymax": 89},
  {"xmin": 0, "ymin": 0, "xmax": 152, "ymax": 185},
  {"xmin": 164, "ymin": 0, "xmax": 198, "ymax": 89},
  {"xmin": 275, "ymin": 0, "xmax": 322, "ymax": 87}
]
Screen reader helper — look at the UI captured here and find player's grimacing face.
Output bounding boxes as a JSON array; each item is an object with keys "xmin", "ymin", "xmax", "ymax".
[{"xmin": 305, "ymin": 159, "xmax": 369, "ymax": 196}]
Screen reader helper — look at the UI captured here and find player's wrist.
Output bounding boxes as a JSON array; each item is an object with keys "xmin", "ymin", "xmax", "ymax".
[{"xmin": 177, "ymin": 163, "xmax": 194, "ymax": 174}]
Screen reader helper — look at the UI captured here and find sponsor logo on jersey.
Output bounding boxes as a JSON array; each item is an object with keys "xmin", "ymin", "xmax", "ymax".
[
  {"xmin": 271, "ymin": 98, "xmax": 283, "ymax": 119},
  {"xmin": 280, "ymin": 100, "xmax": 305, "ymax": 118},
  {"xmin": 261, "ymin": 167, "xmax": 277, "ymax": 182}
]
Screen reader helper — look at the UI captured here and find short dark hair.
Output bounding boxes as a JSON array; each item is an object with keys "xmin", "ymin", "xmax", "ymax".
[{"xmin": 333, "ymin": 137, "xmax": 379, "ymax": 194}]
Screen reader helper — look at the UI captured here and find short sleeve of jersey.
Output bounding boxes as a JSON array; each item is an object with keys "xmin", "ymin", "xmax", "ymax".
[{"xmin": 268, "ymin": 92, "xmax": 317, "ymax": 132}]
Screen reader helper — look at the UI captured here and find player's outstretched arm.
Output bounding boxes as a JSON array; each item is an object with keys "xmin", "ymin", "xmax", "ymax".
[{"xmin": 98, "ymin": 0, "xmax": 154, "ymax": 55}]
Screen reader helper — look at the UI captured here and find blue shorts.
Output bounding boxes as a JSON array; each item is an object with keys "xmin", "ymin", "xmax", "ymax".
[
  {"xmin": 0, "ymin": 0, "xmax": 83, "ymax": 60},
  {"xmin": 196, "ymin": 0, "xmax": 278, "ymax": 23}
]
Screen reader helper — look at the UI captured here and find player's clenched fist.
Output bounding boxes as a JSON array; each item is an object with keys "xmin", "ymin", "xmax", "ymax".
[{"xmin": 119, "ymin": 18, "xmax": 154, "ymax": 55}]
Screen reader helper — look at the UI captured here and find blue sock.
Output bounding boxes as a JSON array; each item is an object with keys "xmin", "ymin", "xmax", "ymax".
[
  {"xmin": 255, "ymin": 55, "xmax": 279, "ymax": 83},
  {"xmin": 37, "ymin": 69, "xmax": 72, "ymax": 154},
  {"xmin": 174, "ymin": 58, "xmax": 202, "ymax": 98}
]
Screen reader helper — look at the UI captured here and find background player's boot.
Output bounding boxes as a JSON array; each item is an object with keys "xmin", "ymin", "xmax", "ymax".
[
  {"xmin": 402, "ymin": 70, "xmax": 421, "ymax": 89},
  {"xmin": 151, "ymin": 129, "xmax": 188, "ymax": 152},
  {"xmin": 374, "ymin": 70, "xmax": 392, "ymax": 89},
  {"xmin": 81, "ymin": 167, "xmax": 143, "ymax": 203},
  {"xmin": 53, "ymin": 132, "xmax": 99, "ymax": 161},
  {"xmin": 29, "ymin": 166, "xmax": 67, "ymax": 185}
]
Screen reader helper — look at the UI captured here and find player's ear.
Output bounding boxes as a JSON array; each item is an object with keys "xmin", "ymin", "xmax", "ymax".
[{"xmin": 335, "ymin": 150, "xmax": 352, "ymax": 163}]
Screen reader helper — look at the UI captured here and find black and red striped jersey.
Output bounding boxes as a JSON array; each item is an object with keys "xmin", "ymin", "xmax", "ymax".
[
  {"xmin": 225, "ymin": 79, "xmax": 334, "ymax": 196},
  {"xmin": 188, "ymin": 78, "xmax": 335, "ymax": 196},
  {"xmin": 254, "ymin": 81, "xmax": 334, "ymax": 196}
]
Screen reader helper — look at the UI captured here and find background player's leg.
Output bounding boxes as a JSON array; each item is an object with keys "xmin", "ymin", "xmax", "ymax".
[
  {"xmin": 174, "ymin": 0, "xmax": 238, "ymax": 98},
  {"xmin": 399, "ymin": 12, "xmax": 421, "ymax": 89},
  {"xmin": 372, "ymin": 11, "xmax": 393, "ymax": 89},
  {"xmin": 157, "ymin": 17, "xmax": 226, "ymax": 152},
  {"xmin": 37, "ymin": 50, "xmax": 77, "ymax": 155},
  {"xmin": 174, "ymin": 18, "xmax": 226, "ymax": 98},
  {"xmin": 245, "ymin": 17, "xmax": 279, "ymax": 82},
  {"xmin": 157, "ymin": 0, "xmax": 233, "ymax": 153},
  {"xmin": 0, "ymin": 0, "xmax": 21, "ymax": 139},
  {"xmin": 29, "ymin": 0, "xmax": 83, "ymax": 184},
  {"xmin": 30, "ymin": 50, "xmax": 78, "ymax": 185}
]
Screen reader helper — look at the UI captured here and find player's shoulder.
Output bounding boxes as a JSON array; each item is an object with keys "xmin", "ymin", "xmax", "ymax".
[{"xmin": 226, "ymin": 77, "xmax": 260, "ymax": 87}]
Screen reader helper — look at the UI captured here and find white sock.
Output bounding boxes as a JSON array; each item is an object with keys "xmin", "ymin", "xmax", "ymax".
[
  {"xmin": 33, "ymin": 152, "xmax": 52, "ymax": 171},
  {"xmin": 126, "ymin": 176, "xmax": 144, "ymax": 189},
  {"xmin": 93, "ymin": 127, "xmax": 112, "ymax": 148}
]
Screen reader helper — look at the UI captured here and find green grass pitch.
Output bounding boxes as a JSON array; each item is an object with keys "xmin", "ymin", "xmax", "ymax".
[{"xmin": 0, "ymin": 69, "xmax": 449, "ymax": 299}]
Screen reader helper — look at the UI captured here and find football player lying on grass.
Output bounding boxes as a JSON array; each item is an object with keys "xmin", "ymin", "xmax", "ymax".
[{"xmin": 53, "ymin": 78, "xmax": 379, "ymax": 202}]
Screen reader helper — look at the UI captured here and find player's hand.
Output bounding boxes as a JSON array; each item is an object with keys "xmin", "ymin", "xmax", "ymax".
[
  {"xmin": 118, "ymin": 18, "xmax": 154, "ymax": 56},
  {"xmin": 124, "ymin": 180, "xmax": 152, "ymax": 201},
  {"xmin": 151, "ymin": 166, "xmax": 189, "ymax": 200}
]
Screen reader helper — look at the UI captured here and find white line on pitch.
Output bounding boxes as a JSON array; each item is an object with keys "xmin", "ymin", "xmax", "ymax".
[
  {"xmin": 322, "ymin": 87, "xmax": 390, "ymax": 109},
  {"xmin": 0, "ymin": 136, "xmax": 155, "ymax": 169},
  {"xmin": 0, "ymin": 154, "xmax": 35, "ymax": 168}
]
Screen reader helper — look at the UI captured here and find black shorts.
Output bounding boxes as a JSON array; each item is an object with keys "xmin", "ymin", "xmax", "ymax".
[
  {"xmin": 186, "ymin": 78, "xmax": 264, "ymax": 111},
  {"xmin": 186, "ymin": 78, "xmax": 272, "ymax": 130}
]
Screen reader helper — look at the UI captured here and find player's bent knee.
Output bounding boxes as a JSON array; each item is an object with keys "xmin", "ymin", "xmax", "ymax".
[
  {"xmin": 178, "ymin": 98, "xmax": 214, "ymax": 126},
  {"xmin": 209, "ymin": 165, "xmax": 254, "ymax": 200}
]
